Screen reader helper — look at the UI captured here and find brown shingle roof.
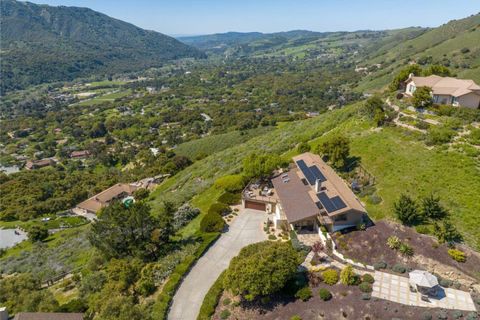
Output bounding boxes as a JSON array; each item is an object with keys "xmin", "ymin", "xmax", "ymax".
[
  {"xmin": 271, "ymin": 169, "xmax": 320, "ymax": 223},
  {"xmin": 14, "ymin": 313, "xmax": 83, "ymax": 320}
]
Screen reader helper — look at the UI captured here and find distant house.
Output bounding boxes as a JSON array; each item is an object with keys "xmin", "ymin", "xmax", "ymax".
[
  {"xmin": 306, "ymin": 112, "xmax": 319, "ymax": 118},
  {"xmin": 70, "ymin": 150, "xmax": 91, "ymax": 159},
  {"xmin": 13, "ymin": 313, "xmax": 83, "ymax": 320},
  {"xmin": 73, "ymin": 183, "xmax": 139, "ymax": 215},
  {"xmin": 25, "ymin": 158, "xmax": 55, "ymax": 170},
  {"xmin": 242, "ymin": 152, "xmax": 367, "ymax": 232},
  {"xmin": 405, "ymin": 75, "xmax": 480, "ymax": 109}
]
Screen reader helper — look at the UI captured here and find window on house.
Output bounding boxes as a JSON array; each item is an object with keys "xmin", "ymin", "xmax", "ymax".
[
  {"xmin": 335, "ymin": 214, "xmax": 347, "ymax": 222},
  {"xmin": 410, "ymin": 85, "xmax": 416, "ymax": 93}
]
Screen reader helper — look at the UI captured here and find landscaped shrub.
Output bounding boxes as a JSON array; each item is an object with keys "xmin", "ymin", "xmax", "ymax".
[
  {"xmin": 466, "ymin": 312, "xmax": 479, "ymax": 320},
  {"xmin": 373, "ymin": 261, "xmax": 387, "ymax": 270},
  {"xmin": 268, "ymin": 234, "xmax": 277, "ymax": 240},
  {"xmin": 436, "ymin": 310, "xmax": 448, "ymax": 320},
  {"xmin": 318, "ymin": 288, "xmax": 332, "ymax": 301},
  {"xmin": 448, "ymin": 249, "xmax": 466, "ymax": 263},
  {"xmin": 220, "ymin": 309, "xmax": 231, "ymax": 319},
  {"xmin": 222, "ymin": 298, "xmax": 231, "ymax": 306},
  {"xmin": 340, "ymin": 265, "xmax": 357, "ymax": 285},
  {"xmin": 208, "ymin": 202, "xmax": 232, "ymax": 217},
  {"xmin": 200, "ymin": 213, "xmax": 225, "ymax": 232},
  {"xmin": 295, "ymin": 287, "xmax": 313, "ymax": 301},
  {"xmin": 218, "ymin": 192, "xmax": 241, "ymax": 205},
  {"xmin": 421, "ymin": 312, "xmax": 433, "ymax": 320},
  {"xmin": 361, "ymin": 293, "xmax": 371, "ymax": 300},
  {"xmin": 173, "ymin": 204, "xmax": 200, "ymax": 230},
  {"xmin": 359, "ymin": 282, "xmax": 373, "ymax": 293},
  {"xmin": 368, "ymin": 193, "xmax": 382, "ymax": 205},
  {"xmin": 438, "ymin": 277, "xmax": 453, "ymax": 288},
  {"xmin": 387, "ymin": 236, "xmax": 402, "ymax": 250},
  {"xmin": 415, "ymin": 225, "xmax": 432, "ymax": 235},
  {"xmin": 392, "ymin": 264, "xmax": 407, "ymax": 274},
  {"xmin": 362, "ymin": 274, "xmax": 375, "ymax": 284},
  {"xmin": 452, "ymin": 310, "xmax": 463, "ymax": 319},
  {"xmin": 214, "ymin": 174, "xmax": 246, "ymax": 192},
  {"xmin": 290, "ymin": 316, "xmax": 302, "ymax": 320},
  {"xmin": 399, "ymin": 243, "xmax": 414, "ymax": 257},
  {"xmin": 322, "ymin": 269, "xmax": 339, "ymax": 286}
]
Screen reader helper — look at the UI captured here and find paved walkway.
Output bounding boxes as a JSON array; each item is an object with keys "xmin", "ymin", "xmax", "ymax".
[
  {"xmin": 168, "ymin": 209, "xmax": 267, "ymax": 320},
  {"xmin": 372, "ymin": 271, "xmax": 477, "ymax": 311}
]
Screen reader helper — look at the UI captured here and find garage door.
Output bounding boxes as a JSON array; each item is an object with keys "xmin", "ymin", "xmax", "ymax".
[{"xmin": 244, "ymin": 200, "xmax": 266, "ymax": 211}]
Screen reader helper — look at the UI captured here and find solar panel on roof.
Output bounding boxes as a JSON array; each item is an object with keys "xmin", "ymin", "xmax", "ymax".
[
  {"xmin": 331, "ymin": 196, "xmax": 347, "ymax": 210},
  {"xmin": 296, "ymin": 160, "xmax": 316, "ymax": 185},
  {"xmin": 317, "ymin": 192, "xmax": 347, "ymax": 213},
  {"xmin": 317, "ymin": 192, "xmax": 335, "ymax": 213},
  {"xmin": 309, "ymin": 165, "xmax": 327, "ymax": 182}
]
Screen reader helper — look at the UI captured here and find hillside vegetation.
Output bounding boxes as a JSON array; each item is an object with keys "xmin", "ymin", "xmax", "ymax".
[
  {"xmin": 357, "ymin": 13, "xmax": 480, "ymax": 91},
  {"xmin": 0, "ymin": 0, "xmax": 205, "ymax": 94},
  {"xmin": 150, "ymin": 104, "xmax": 480, "ymax": 249}
]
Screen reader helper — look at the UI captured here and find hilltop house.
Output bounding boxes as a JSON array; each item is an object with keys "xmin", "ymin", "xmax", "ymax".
[
  {"xmin": 405, "ymin": 75, "xmax": 480, "ymax": 109},
  {"xmin": 242, "ymin": 152, "xmax": 367, "ymax": 232}
]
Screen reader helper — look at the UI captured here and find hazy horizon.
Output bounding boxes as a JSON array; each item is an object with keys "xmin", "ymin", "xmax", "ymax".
[{"xmin": 24, "ymin": 0, "xmax": 480, "ymax": 36}]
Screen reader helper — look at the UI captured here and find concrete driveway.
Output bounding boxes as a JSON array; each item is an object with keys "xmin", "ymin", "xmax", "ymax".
[{"xmin": 168, "ymin": 209, "xmax": 267, "ymax": 320}]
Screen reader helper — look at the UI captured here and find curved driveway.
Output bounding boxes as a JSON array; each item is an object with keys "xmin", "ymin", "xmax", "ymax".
[{"xmin": 168, "ymin": 209, "xmax": 267, "ymax": 320}]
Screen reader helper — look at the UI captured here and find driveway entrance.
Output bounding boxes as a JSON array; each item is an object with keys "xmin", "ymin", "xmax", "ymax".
[{"xmin": 168, "ymin": 209, "xmax": 267, "ymax": 320}]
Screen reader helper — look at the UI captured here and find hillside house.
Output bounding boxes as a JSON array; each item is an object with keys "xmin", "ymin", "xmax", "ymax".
[
  {"xmin": 242, "ymin": 152, "xmax": 367, "ymax": 232},
  {"xmin": 405, "ymin": 75, "xmax": 480, "ymax": 109},
  {"xmin": 25, "ymin": 158, "xmax": 55, "ymax": 170},
  {"xmin": 70, "ymin": 150, "xmax": 91, "ymax": 159},
  {"xmin": 72, "ymin": 183, "xmax": 139, "ymax": 216}
]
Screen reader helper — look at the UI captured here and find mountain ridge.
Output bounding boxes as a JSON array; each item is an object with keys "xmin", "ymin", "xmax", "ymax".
[{"xmin": 0, "ymin": 0, "xmax": 205, "ymax": 94}]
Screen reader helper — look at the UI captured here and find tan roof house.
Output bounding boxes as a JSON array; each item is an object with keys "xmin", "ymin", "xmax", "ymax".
[
  {"xmin": 73, "ymin": 183, "xmax": 139, "ymax": 215},
  {"xmin": 242, "ymin": 152, "xmax": 367, "ymax": 233},
  {"xmin": 405, "ymin": 75, "xmax": 480, "ymax": 109}
]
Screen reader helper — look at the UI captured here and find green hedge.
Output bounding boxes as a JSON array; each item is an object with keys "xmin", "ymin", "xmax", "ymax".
[
  {"xmin": 152, "ymin": 232, "xmax": 221, "ymax": 319},
  {"xmin": 197, "ymin": 271, "xmax": 226, "ymax": 320}
]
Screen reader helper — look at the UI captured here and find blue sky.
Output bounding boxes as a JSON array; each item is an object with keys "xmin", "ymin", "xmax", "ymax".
[{"xmin": 27, "ymin": 0, "xmax": 480, "ymax": 36}]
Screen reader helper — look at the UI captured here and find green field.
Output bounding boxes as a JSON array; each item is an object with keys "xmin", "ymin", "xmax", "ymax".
[{"xmin": 76, "ymin": 89, "xmax": 131, "ymax": 106}]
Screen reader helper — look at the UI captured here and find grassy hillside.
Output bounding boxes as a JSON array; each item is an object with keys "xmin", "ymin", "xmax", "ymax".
[
  {"xmin": 150, "ymin": 104, "xmax": 480, "ymax": 249},
  {"xmin": 357, "ymin": 13, "xmax": 480, "ymax": 91},
  {"xmin": 0, "ymin": 0, "xmax": 205, "ymax": 94}
]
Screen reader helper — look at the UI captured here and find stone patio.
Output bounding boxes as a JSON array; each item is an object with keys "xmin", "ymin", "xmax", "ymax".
[
  {"xmin": 372, "ymin": 271, "xmax": 477, "ymax": 311},
  {"xmin": 296, "ymin": 232, "xmax": 320, "ymax": 246}
]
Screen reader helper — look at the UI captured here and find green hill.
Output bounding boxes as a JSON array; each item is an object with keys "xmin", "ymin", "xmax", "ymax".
[
  {"xmin": 180, "ymin": 29, "xmax": 428, "ymax": 59},
  {"xmin": 357, "ymin": 13, "xmax": 480, "ymax": 92},
  {"xmin": 150, "ymin": 104, "xmax": 480, "ymax": 249},
  {"xmin": 0, "ymin": 0, "xmax": 205, "ymax": 94}
]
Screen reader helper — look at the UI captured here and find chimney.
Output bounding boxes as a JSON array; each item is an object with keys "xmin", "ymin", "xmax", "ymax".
[{"xmin": 315, "ymin": 179, "xmax": 321, "ymax": 193}]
